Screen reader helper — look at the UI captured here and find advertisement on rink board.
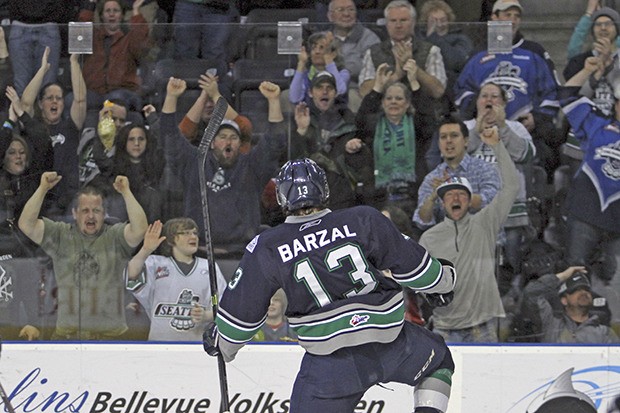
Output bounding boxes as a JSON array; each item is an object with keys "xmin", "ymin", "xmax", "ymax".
[{"xmin": 0, "ymin": 344, "xmax": 620, "ymax": 413}]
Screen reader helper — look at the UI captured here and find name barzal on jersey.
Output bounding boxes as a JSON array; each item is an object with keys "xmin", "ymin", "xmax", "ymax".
[{"xmin": 276, "ymin": 223, "xmax": 358, "ymax": 263}]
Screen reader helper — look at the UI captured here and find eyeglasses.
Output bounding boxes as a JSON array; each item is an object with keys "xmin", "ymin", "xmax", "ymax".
[
  {"xmin": 594, "ymin": 21, "xmax": 615, "ymax": 28},
  {"xmin": 332, "ymin": 7, "xmax": 355, "ymax": 13},
  {"xmin": 43, "ymin": 95, "xmax": 63, "ymax": 102},
  {"xmin": 176, "ymin": 230, "xmax": 199, "ymax": 236}
]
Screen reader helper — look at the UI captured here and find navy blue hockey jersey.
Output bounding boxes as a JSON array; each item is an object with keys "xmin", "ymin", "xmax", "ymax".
[{"xmin": 216, "ymin": 206, "xmax": 451, "ymax": 359}]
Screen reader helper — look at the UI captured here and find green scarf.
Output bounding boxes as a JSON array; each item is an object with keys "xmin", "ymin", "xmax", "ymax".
[{"xmin": 373, "ymin": 115, "xmax": 416, "ymax": 189}]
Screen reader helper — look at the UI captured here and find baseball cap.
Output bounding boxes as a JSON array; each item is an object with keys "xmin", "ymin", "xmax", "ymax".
[
  {"xmin": 492, "ymin": 0, "xmax": 523, "ymax": 13},
  {"xmin": 558, "ymin": 272, "xmax": 591, "ymax": 296},
  {"xmin": 436, "ymin": 176, "xmax": 473, "ymax": 200},
  {"xmin": 217, "ymin": 119, "xmax": 240, "ymax": 135},
  {"xmin": 591, "ymin": 7, "xmax": 620, "ymax": 35},
  {"xmin": 311, "ymin": 71, "xmax": 336, "ymax": 89}
]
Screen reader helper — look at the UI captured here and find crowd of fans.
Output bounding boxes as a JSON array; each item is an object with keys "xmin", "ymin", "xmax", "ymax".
[{"xmin": 0, "ymin": 0, "xmax": 619, "ymax": 345}]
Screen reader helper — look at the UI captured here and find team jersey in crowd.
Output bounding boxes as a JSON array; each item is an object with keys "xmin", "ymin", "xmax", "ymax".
[
  {"xmin": 216, "ymin": 206, "xmax": 451, "ymax": 360},
  {"xmin": 455, "ymin": 36, "xmax": 560, "ymax": 120},
  {"xmin": 126, "ymin": 255, "xmax": 227, "ymax": 341},
  {"xmin": 562, "ymin": 94, "xmax": 620, "ymax": 214}
]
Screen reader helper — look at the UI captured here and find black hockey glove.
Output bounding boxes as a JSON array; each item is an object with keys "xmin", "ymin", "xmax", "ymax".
[{"xmin": 202, "ymin": 322, "xmax": 220, "ymax": 357}]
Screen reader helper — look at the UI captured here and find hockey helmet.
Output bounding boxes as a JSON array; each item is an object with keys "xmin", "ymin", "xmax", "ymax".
[{"xmin": 275, "ymin": 158, "xmax": 329, "ymax": 211}]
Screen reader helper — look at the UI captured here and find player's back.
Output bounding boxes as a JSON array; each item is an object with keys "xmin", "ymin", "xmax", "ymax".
[
  {"xmin": 244, "ymin": 206, "xmax": 422, "ymax": 354},
  {"xmin": 218, "ymin": 204, "xmax": 443, "ymax": 357},
  {"xmin": 263, "ymin": 206, "xmax": 402, "ymax": 310}
]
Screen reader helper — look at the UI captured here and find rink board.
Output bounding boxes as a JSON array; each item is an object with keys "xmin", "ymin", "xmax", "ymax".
[{"xmin": 0, "ymin": 343, "xmax": 619, "ymax": 413}]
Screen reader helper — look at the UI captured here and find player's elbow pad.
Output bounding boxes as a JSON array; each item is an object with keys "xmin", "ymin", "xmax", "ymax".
[{"xmin": 422, "ymin": 258, "xmax": 457, "ymax": 295}]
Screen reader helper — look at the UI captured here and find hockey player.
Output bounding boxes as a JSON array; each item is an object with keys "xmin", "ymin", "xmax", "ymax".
[
  {"xmin": 205, "ymin": 158, "xmax": 457, "ymax": 413},
  {"xmin": 126, "ymin": 218, "xmax": 227, "ymax": 341}
]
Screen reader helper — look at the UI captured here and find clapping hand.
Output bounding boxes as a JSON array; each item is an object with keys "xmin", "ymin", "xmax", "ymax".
[
  {"xmin": 322, "ymin": 32, "xmax": 337, "ymax": 65},
  {"xmin": 198, "ymin": 72, "xmax": 219, "ymax": 99},
  {"xmin": 593, "ymin": 36, "xmax": 613, "ymax": 64},
  {"xmin": 403, "ymin": 59, "xmax": 420, "ymax": 90},
  {"xmin": 583, "ymin": 56, "xmax": 603, "ymax": 77},
  {"xmin": 374, "ymin": 63, "xmax": 394, "ymax": 92},
  {"xmin": 430, "ymin": 169, "xmax": 450, "ymax": 201},
  {"xmin": 6, "ymin": 86, "xmax": 24, "ymax": 118},
  {"xmin": 392, "ymin": 40, "xmax": 412, "ymax": 73}
]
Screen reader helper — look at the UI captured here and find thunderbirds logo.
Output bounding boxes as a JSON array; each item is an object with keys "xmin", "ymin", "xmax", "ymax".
[
  {"xmin": 153, "ymin": 289, "xmax": 199, "ymax": 331},
  {"xmin": 349, "ymin": 314, "xmax": 370, "ymax": 327}
]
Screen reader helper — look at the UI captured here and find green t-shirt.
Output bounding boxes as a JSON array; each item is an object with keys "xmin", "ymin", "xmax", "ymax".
[{"xmin": 41, "ymin": 218, "xmax": 133, "ymax": 339}]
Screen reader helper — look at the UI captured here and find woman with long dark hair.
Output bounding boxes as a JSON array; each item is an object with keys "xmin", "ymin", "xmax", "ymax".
[
  {"xmin": 91, "ymin": 123, "xmax": 165, "ymax": 222},
  {"xmin": 0, "ymin": 87, "xmax": 52, "ymax": 221}
]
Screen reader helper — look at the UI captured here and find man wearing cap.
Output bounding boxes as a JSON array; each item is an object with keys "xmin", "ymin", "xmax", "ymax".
[
  {"xmin": 521, "ymin": 266, "xmax": 618, "ymax": 343},
  {"xmin": 291, "ymin": 71, "xmax": 374, "ymax": 209},
  {"xmin": 559, "ymin": 57, "xmax": 620, "ymax": 285},
  {"xmin": 418, "ymin": 123, "xmax": 519, "ymax": 342},
  {"xmin": 564, "ymin": 7, "xmax": 620, "ymax": 118},
  {"xmin": 413, "ymin": 115, "xmax": 501, "ymax": 231},
  {"xmin": 161, "ymin": 77, "xmax": 286, "ymax": 256},
  {"xmin": 455, "ymin": 0, "xmax": 561, "ymax": 179}
]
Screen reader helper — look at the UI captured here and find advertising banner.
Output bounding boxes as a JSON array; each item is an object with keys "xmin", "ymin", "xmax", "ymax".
[{"xmin": 0, "ymin": 343, "xmax": 619, "ymax": 413}]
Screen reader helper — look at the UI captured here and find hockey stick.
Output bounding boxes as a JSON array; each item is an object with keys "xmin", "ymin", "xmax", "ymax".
[
  {"xmin": 197, "ymin": 97, "xmax": 230, "ymax": 413},
  {"xmin": 0, "ymin": 338, "xmax": 16, "ymax": 413}
]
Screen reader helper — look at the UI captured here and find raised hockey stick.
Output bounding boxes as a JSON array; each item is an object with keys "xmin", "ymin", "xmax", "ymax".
[
  {"xmin": 197, "ymin": 97, "xmax": 230, "ymax": 413},
  {"xmin": 0, "ymin": 338, "xmax": 17, "ymax": 413}
]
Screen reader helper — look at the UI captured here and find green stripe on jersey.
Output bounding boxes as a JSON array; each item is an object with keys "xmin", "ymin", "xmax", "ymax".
[
  {"xmin": 216, "ymin": 317, "xmax": 262, "ymax": 343},
  {"xmin": 399, "ymin": 257, "xmax": 442, "ymax": 290},
  {"xmin": 292, "ymin": 302, "xmax": 405, "ymax": 340}
]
